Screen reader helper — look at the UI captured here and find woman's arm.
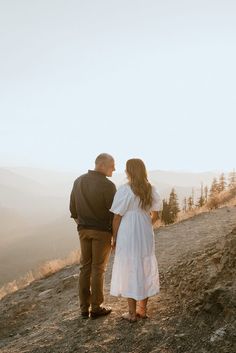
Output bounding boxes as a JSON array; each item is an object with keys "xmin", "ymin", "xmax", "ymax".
[
  {"xmin": 151, "ymin": 211, "xmax": 159, "ymax": 226},
  {"xmin": 112, "ymin": 214, "xmax": 122, "ymax": 250}
]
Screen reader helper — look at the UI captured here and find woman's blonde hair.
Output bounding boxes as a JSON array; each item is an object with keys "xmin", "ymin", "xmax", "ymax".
[{"xmin": 126, "ymin": 158, "xmax": 153, "ymax": 209}]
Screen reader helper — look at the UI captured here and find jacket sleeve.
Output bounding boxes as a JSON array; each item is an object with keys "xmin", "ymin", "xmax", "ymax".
[
  {"xmin": 69, "ymin": 183, "xmax": 77, "ymax": 219},
  {"xmin": 104, "ymin": 182, "xmax": 117, "ymax": 211}
]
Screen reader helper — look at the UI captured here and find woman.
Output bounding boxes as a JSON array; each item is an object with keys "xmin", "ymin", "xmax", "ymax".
[{"xmin": 110, "ymin": 158, "xmax": 161, "ymax": 322}]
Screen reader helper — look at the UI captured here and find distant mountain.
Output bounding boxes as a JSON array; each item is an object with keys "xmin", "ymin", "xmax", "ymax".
[
  {"xmin": 7, "ymin": 167, "xmax": 78, "ymax": 197},
  {"xmin": 0, "ymin": 168, "xmax": 48, "ymax": 196},
  {"xmin": 0, "ymin": 215, "xmax": 78, "ymax": 286},
  {"xmin": 148, "ymin": 169, "xmax": 222, "ymax": 188},
  {"xmin": 111, "ymin": 169, "xmax": 223, "ymax": 203},
  {"xmin": 0, "ymin": 168, "xmax": 68, "ymax": 225},
  {"xmin": 0, "ymin": 166, "xmax": 223, "ymax": 236},
  {"xmin": 4, "ymin": 166, "xmax": 223, "ymax": 199},
  {"xmin": 0, "ymin": 207, "xmax": 28, "ymax": 242},
  {"xmin": 0, "ymin": 166, "xmax": 225, "ymax": 287}
]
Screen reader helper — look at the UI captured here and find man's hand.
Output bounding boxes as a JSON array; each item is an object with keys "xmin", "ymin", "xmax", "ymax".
[
  {"xmin": 111, "ymin": 214, "xmax": 122, "ymax": 252},
  {"xmin": 111, "ymin": 237, "xmax": 116, "ymax": 252}
]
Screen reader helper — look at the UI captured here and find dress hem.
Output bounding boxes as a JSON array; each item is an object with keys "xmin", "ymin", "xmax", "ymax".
[{"xmin": 110, "ymin": 290, "xmax": 160, "ymax": 301}]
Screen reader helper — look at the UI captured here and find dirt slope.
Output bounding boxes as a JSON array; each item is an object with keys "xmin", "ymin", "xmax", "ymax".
[{"xmin": 0, "ymin": 206, "xmax": 236, "ymax": 353}]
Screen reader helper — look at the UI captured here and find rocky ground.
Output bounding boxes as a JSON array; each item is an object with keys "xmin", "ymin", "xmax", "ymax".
[{"xmin": 0, "ymin": 206, "xmax": 236, "ymax": 353}]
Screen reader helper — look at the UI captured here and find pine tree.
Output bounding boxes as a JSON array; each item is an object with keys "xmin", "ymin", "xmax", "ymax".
[
  {"xmin": 218, "ymin": 173, "xmax": 226, "ymax": 192},
  {"xmin": 161, "ymin": 199, "xmax": 171, "ymax": 225},
  {"xmin": 182, "ymin": 197, "xmax": 187, "ymax": 212},
  {"xmin": 191, "ymin": 188, "xmax": 195, "ymax": 206},
  {"xmin": 228, "ymin": 169, "xmax": 236, "ymax": 189},
  {"xmin": 197, "ymin": 182, "xmax": 205, "ymax": 207},
  {"xmin": 209, "ymin": 177, "xmax": 219, "ymax": 197},
  {"xmin": 204, "ymin": 185, "xmax": 208, "ymax": 202},
  {"xmin": 187, "ymin": 196, "xmax": 193, "ymax": 211},
  {"xmin": 168, "ymin": 188, "xmax": 180, "ymax": 223},
  {"xmin": 208, "ymin": 177, "xmax": 220, "ymax": 209}
]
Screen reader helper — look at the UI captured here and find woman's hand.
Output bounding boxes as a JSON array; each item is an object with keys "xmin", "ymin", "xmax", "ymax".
[{"xmin": 151, "ymin": 211, "xmax": 159, "ymax": 225}]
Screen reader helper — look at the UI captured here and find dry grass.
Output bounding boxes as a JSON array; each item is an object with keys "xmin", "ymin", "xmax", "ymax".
[
  {"xmin": 177, "ymin": 206, "xmax": 210, "ymax": 222},
  {"xmin": 162, "ymin": 188, "xmax": 236, "ymax": 226},
  {"xmin": 0, "ymin": 250, "xmax": 80, "ymax": 300}
]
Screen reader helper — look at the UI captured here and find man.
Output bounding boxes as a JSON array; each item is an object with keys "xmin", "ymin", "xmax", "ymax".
[{"xmin": 70, "ymin": 153, "xmax": 116, "ymax": 319}]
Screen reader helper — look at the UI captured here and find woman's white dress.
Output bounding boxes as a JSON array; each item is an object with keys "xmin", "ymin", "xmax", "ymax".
[{"xmin": 110, "ymin": 184, "xmax": 162, "ymax": 300}]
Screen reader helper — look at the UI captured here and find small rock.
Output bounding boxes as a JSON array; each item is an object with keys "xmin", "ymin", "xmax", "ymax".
[
  {"xmin": 38, "ymin": 289, "xmax": 53, "ymax": 298},
  {"xmin": 61, "ymin": 274, "xmax": 79, "ymax": 289},
  {"xmin": 210, "ymin": 327, "xmax": 226, "ymax": 342},
  {"xmin": 174, "ymin": 333, "xmax": 185, "ymax": 338}
]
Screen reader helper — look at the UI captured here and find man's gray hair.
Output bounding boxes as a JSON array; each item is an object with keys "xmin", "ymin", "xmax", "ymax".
[{"xmin": 95, "ymin": 153, "xmax": 114, "ymax": 165}]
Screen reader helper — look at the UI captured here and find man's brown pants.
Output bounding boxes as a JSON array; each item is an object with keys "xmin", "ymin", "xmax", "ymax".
[{"xmin": 78, "ymin": 229, "xmax": 112, "ymax": 313}]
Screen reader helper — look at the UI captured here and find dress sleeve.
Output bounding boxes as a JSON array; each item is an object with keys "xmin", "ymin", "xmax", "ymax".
[
  {"xmin": 150, "ymin": 186, "xmax": 162, "ymax": 211},
  {"xmin": 110, "ymin": 185, "xmax": 131, "ymax": 216}
]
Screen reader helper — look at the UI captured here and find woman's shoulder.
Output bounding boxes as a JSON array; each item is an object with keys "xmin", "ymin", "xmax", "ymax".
[
  {"xmin": 117, "ymin": 183, "xmax": 131, "ymax": 191},
  {"xmin": 151, "ymin": 184, "xmax": 160, "ymax": 193},
  {"xmin": 116, "ymin": 183, "xmax": 133, "ymax": 195}
]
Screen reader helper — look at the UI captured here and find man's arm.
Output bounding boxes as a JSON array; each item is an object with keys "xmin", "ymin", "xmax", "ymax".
[
  {"xmin": 104, "ymin": 182, "xmax": 117, "ymax": 210},
  {"xmin": 69, "ymin": 184, "xmax": 78, "ymax": 221}
]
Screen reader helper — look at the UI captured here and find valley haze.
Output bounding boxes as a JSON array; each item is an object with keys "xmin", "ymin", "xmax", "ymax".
[{"xmin": 0, "ymin": 166, "xmax": 228, "ymax": 287}]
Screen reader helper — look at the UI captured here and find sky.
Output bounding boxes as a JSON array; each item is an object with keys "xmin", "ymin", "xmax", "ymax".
[{"xmin": 0, "ymin": 0, "xmax": 236, "ymax": 173}]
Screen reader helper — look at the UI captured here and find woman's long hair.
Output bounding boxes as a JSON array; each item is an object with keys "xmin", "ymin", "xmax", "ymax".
[{"xmin": 126, "ymin": 159, "xmax": 153, "ymax": 210}]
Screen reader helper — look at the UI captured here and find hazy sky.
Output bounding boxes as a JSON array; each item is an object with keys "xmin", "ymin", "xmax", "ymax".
[{"xmin": 1, "ymin": 0, "xmax": 235, "ymax": 173}]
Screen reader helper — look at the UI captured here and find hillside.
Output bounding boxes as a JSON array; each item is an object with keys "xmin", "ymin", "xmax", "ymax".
[
  {"xmin": 0, "ymin": 167, "xmax": 222, "ymax": 288},
  {"xmin": 0, "ymin": 205, "xmax": 236, "ymax": 353},
  {"xmin": 0, "ymin": 217, "xmax": 78, "ymax": 286}
]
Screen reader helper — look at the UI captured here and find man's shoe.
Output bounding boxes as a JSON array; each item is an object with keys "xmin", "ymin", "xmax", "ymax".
[
  {"xmin": 90, "ymin": 307, "xmax": 112, "ymax": 319},
  {"xmin": 81, "ymin": 311, "xmax": 89, "ymax": 319}
]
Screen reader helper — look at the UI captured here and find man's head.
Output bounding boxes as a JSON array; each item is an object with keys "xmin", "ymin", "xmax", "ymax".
[{"xmin": 95, "ymin": 153, "xmax": 115, "ymax": 177}]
